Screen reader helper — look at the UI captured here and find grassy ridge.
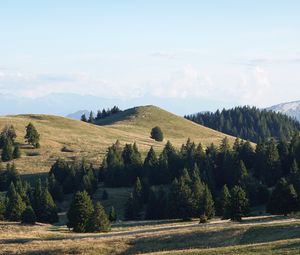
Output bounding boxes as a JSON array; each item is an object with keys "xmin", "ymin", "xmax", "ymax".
[{"xmin": 0, "ymin": 106, "xmax": 236, "ymax": 174}]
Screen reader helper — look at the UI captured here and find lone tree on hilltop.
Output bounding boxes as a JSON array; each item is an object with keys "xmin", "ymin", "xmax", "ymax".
[
  {"xmin": 24, "ymin": 123, "xmax": 40, "ymax": 148},
  {"xmin": 151, "ymin": 126, "xmax": 164, "ymax": 142}
]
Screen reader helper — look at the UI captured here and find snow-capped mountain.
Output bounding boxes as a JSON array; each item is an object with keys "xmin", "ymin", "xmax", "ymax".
[{"xmin": 266, "ymin": 100, "xmax": 300, "ymax": 122}]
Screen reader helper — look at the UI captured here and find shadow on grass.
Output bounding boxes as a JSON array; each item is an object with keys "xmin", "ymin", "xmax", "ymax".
[
  {"xmin": 119, "ymin": 227, "xmax": 242, "ymax": 255},
  {"xmin": 240, "ymin": 222, "xmax": 300, "ymax": 244}
]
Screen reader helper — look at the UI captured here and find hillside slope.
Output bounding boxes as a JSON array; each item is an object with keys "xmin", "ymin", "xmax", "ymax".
[{"xmin": 0, "ymin": 105, "xmax": 236, "ymax": 174}]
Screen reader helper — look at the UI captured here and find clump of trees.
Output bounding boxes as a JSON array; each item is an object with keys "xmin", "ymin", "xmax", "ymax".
[
  {"xmin": 150, "ymin": 126, "xmax": 164, "ymax": 141},
  {"xmin": 25, "ymin": 123, "xmax": 40, "ymax": 148},
  {"xmin": 0, "ymin": 166, "xmax": 58, "ymax": 224},
  {"xmin": 49, "ymin": 158, "xmax": 98, "ymax": 195},
  {"xmin": 185, "ymin": 106, "xmax": 300, "ymax": 143},
  {"xmin": 67, "ymin": 191, "xmax": 110, "ymax": 232},
  {"xmin": 0, "ymin": 125, "xmax": 22, "ymax": 162},
  {"xmin": 81, "ymin": 106, "xmax": 121, "ymax": 123}
]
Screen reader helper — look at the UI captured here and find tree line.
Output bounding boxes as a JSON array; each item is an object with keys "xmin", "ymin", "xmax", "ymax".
[
  {"xmin": 185, "ymin": 106, "xmax": 300, "ymax": 143},
  {"xmin": 100, "ymin": 133, "xmax": 300, "ymax": 220},
  {"xmin": 81, "ymin": 106, "xmax": 121, "ymax": 123}
]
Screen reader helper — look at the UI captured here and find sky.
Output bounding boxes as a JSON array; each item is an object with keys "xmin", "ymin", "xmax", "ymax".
[{"xmin": 0, "ymin": 0, "xmax": 300, "ymax": 113}]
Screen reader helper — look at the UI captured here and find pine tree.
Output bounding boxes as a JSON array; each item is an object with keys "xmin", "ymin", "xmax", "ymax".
[
  {"xmin": 150, "ymin": 126, "xmax": 164, "ymax": 141},
  {"xmin": 32, "ymin": 179, "xmax": 58, "ymax": 223},
  {"xmin": 0, "ymin": 198, "xmax": 5, "ymax": 220},
  {"xmin": 267, "ymin": 178, "xmax": 298, "ymax": 216},
  {"xmin": 0, "ymin": 125, "xmax": 16, "ymax": 148},
  {"xmin": 1, "ymin": 138, "xmax": 13, "ymax": 162},
  {"xmin": 88, "ymin": 111, "xmax": 95, "ymax": 123},
  {"xmin": 219, "ymin": 185, "xmax": 231, "ymax": 219},
  {"xmin": 13, "ymin": 144, "xmax": 21, "ymax": 159},
  {"xmin": 21, "ymin": 206, "xmax": 36, "ymax": 224},
  {"xmin": 235, "ymin": 160, "xmax": 248, "ymax": 185},
  {"xmin": 200, "ymin": 185, "xmax": 215, "ymax": 219},
  {"xmin": 133, "ymin": 177, "xmax": 143, "ymax": 205},
  {"xmin": 48, "ymin": 174, "xmax": 64, "ymax": 202},
  {"xmin": 88, "ymin": 202, "xmax": 111, "ymax": 232},
  {"xmin": 109, "ymin": 206, "xmax": 117, "ymax": 222},
  {"xmin": 229, "ymin": 185, "xmax": 249, "ymax": 221},
  {"xmin": 24, "ymin": 123, "xmax": 40, "ymax": 148},
  {"xmin": 124, "ymin": 193, "xmax": 139, "ymax": 220},
  {"xmin": 144, "ymin": 146, "xmax": 159, "ymax": 184},
  {"xmin": 5, "ymin": 183, "xmax": 26, "ymax": 221},
  {"xmin": 81, "ymin": 114, "xmax": 87, "ymax": 122},
  {"xmin": 67, "ymin": 191, "xmax": 94, "ymax": 232}
]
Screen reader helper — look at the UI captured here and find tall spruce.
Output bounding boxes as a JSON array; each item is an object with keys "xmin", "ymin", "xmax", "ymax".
[
  {"xmin": 88, "ymin": 202, "xmax": 111, "ymax": 232},
  {"xmin": 5, "ymin": 183, "xmax": 26, "ymax": 221},
  {"xmin": 200, "ymin": 185, "xmax": 215, "ymax": 219},
  {"xmin": 1, "ymin": 138, "xmax": 13, "ymax": 162},
  {"xmin": 219, "ymin": 184, "xmax": 231, "ymax": 219},
  {"xmin": 267, "ymin": 178, "xmax": 298, "ymax": 216},
  {"xmin": 229, "ymin": 185, "xmax": 249, "ymax": 221},
  {"xmin": 67, "ymin": 191, "xmax": 94, "ymax": 232},
  {"xmin": 109, "ymin": 206, "xmax": 117, "ymax": 222}
]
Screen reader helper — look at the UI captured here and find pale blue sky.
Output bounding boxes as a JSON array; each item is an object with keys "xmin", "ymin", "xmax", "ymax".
[{"xmin": 1, "ymin": 0, "xmax": 300, "ymax": 112}]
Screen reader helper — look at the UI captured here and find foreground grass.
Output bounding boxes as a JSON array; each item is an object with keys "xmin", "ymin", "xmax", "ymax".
[{"xmin": 1, "ymin": 216, "xmax": 300, "ymax": 255}]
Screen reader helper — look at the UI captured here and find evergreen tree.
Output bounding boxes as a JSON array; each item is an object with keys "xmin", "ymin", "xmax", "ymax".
[
  {"xmin": 0, "ymin": 198, "xmax": 5, "ymax": 220},
  {"xmin": 109, "ymin": 206, "xmax": 117, "ymax": 222},
  {"xmin": 219, "ymin": 185, "xmax": 231, "ymax": 219},
  {"xmin": 67, "ymin": 191, "xmax": 94, "ymax": 232},
  {"xmin": 133, "ymin": 177, "xmax": 143, "ymax": 205},
  {"xmin": 0, "ymin": 125, "xmax": 16, "ymax": 148},
  {"xmin": 235, "ymin": 160, "xmax": 248, "ymax": 185},
  {"xmin": 150, "ymin": 126, "xmax": 164, "ymax": 141},
  {"xmin": 200, "ymin": 185, "xmax": 215, "ymax": 219},
  {"xmin": 48, "ymin": 173, "xmax": 64, "ymax": 202},
  {"xmin": 13, "ymin": 144, "xmax": 21, "ymax": 159},
  {"xmin": 5, "ymin": 183, "xmax": 26, "ymax": 221},
  {"xmin": 21, "ymin": 206, "xmax": 36, "ymax": 224},
  {"xmin": 190, "ymin": 164, "xmax": 204, "ymax": 216},
  {"xmin": 124, "ymin": 193, "xmax": 139, "ymax": 220},
  {"xmin": 229, "ymin": 185, "xmax": 249, "ymax": 221},
  {"xmin": 145, "ymin": 187, "xmax": 167, "ymax": 220},
  {"xmin": 143, "ymin": 146, "xmax": 159, "ymax": 184},
  {"xmin": 267, "ymin": 178, "xmax": 298, "ymax": 216},
  {"xmin": 88, "ymin": 202, "xmax": 111, "ymax": 232},
  {"xmin": 32, "ymin": 179, "xmax": 58, "ymax": 223},
  {"xmin": 88, "ymin": 111, "xmax": 95, "ymax": 123},
  {"xmin": 81, "ymin": 114, "xmax": 87, "ymax": 122},
  {"xmin": 24, "ymin": 123, "xmax": 40, "ymax": 148},
  {"xmin": 1, "ymin": 138, "xmax": 13, "ymax": 161}
]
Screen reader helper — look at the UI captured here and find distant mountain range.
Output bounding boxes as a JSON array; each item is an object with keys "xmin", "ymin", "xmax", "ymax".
[
  {"xmin": 266, "ymin": 100, "xmax": 300, "ymax": 122},
  {"xmin": 66, "ymin": 110, "xmax": 90, "ymax": 120},
  {"xmin": 0, "ymin": 93, "xmax": 233, "ymax": 117}
]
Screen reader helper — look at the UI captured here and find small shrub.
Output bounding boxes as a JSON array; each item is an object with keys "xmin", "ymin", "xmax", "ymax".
[
  {"xmin": 150, "ymin": 126, "xmax": 164, "ymax": 142},
  {"xmin": 26, "ymin": 151, "xmax": 41, "ymax": 157},
  {"xmin": 199, "ymin": 215, "xmax": 208, "ymax": 224}
]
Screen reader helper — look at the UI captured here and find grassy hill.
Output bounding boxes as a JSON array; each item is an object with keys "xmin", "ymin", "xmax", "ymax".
[{"xmin": 0, "ymin": 105, "xmax": 236, "ymax": 174}]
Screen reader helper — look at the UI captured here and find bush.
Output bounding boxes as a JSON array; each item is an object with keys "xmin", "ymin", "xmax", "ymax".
[
  {"xmin": 150, "ymin": 126, "xmax": 164, "ymax": 142},
  {"xmin": 21, "ymin": 206, "xmax": 36, "ymax": 224},
  {"xmin": 199, "ymin": 215, "xmax": 208, "ymax": 223}
]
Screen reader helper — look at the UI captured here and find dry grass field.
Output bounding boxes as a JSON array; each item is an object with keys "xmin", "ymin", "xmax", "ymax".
[
  {"xmin": 0, "ymin": 105, "xmax": 237, "ymax": 174},
  {"xmin": 0, "ymin": 216, "xmax": 300, "ymax": 255}
]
